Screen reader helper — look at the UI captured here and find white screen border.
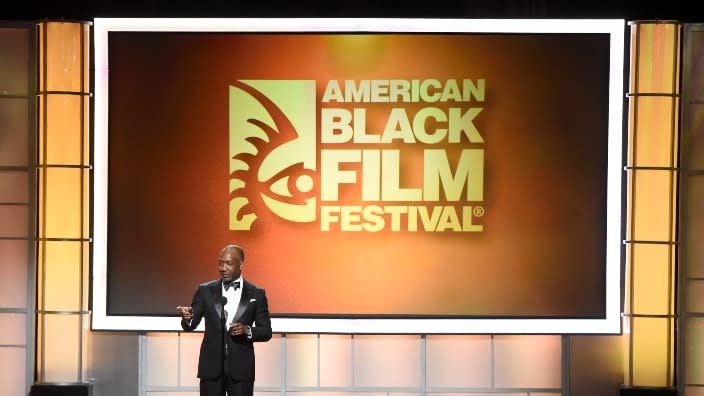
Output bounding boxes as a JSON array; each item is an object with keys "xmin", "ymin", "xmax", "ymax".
[{"xmin": 92, "ymin": 18, "xmax": 624, "ymax": 334}]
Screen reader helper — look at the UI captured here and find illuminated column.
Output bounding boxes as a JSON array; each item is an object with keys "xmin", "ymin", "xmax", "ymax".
[
  {"xmin": 35, "ymin": 21, "xmax": 91, "ymax": 384},
  {"xmin": 623, "ymin": 21, "xmax": 681, "ymax": 390}
]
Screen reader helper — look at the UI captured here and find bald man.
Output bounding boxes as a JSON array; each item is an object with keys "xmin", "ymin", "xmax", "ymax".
[{"xmin": 178, "ymin": 244, "xmax": 272, "ymax": 396}]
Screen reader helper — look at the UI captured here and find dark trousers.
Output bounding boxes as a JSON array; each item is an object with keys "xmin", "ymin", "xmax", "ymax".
[{"xmin": 199, "ymin": 378, "xmax": 254, "ymax": 396}]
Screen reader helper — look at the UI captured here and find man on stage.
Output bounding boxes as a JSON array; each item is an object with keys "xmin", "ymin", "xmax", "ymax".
[{"xmin": 177, "ymin": 244, "xmax": 272, "ymax": 396}]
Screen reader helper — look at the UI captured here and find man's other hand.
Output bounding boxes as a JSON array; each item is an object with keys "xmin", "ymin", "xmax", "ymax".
[
  {"xmin": 177, "ymin": 306, "xmax": 193, "ymax": 321},
  {"xmin": 228, "ymin": 322, "xmax": 247, "ymax": 337}
]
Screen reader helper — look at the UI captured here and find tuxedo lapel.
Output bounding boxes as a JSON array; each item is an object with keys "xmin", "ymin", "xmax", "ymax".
[
  {"xmin": 233, "ymin": 280, "xmax": 250, "ymax": 323},
  {"xmin": 210, "ymin": 280, "xmax": 223, "ymax": 320}
]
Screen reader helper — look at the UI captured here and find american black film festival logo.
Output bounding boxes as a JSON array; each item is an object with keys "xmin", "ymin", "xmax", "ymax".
[{"xmin": 229, "ymin": 79, "xmax": 486, "ymax": 232}]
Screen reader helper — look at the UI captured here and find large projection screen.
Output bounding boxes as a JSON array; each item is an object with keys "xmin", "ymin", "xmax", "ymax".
[{"xmin": 93, "ymin": 18, "xmax": 624, "ymax": 333}]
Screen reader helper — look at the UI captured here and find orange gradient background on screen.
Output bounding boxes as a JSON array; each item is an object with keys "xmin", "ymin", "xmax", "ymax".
[{"xmin": 106, "ymin": 33, "xmax": 610, "ymax": 317}]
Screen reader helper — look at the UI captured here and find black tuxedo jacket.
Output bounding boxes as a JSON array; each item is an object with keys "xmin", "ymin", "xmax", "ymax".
[{"xmin": 181, "ymin": 279, "xmax": 272, "ymax": 381}]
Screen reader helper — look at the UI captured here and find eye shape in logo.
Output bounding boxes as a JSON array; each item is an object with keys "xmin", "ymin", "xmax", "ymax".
[{"xmin": 229, "ymin": 80, "xmax": 317, "ymax": 230}]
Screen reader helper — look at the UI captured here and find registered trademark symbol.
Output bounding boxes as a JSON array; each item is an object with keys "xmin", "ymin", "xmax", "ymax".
[{"xmin": 473, "ymin": 206, "xmax": 485, "ymax": 217}]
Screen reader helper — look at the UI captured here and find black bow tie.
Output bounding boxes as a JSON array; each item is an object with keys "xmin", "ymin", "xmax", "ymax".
[{"xmin": 224, "ymin": 281, "xmax": 240, "ymax": 292}]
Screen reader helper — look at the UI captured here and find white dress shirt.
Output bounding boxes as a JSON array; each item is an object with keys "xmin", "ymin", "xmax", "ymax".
[{"xmin": 222, "ymin": 276, "xmax": 243, "ymax": 329}]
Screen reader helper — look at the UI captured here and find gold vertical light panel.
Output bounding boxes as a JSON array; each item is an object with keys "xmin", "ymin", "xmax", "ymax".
[
  {"xmin": 624, "ymin": 21, "xmax": 681, "ymax": 389},
  {"xmin": 36, "ymin": 21, "xmax": 91, "ymax": 383}
]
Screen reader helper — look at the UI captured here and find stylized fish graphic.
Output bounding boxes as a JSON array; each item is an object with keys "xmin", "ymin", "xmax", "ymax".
[{"xmin": 229, "ymin": 80, "xmax": 316, "ymax": 228}]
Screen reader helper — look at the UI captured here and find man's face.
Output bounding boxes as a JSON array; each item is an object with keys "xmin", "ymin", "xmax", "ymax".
[{"xmin": 218, "ymin": 248, "xmax": 242, "ymax": 282}]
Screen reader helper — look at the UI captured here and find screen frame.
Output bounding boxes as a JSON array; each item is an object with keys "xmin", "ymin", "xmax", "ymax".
[{"xmin": 92, "ymin": 17, "xmax": 625, "ymax": 334}]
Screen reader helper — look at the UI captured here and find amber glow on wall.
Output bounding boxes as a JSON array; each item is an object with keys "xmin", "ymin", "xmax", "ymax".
[{"xmin": 625, "ymin": 20, "xmax": 681, "ymax": 388}]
